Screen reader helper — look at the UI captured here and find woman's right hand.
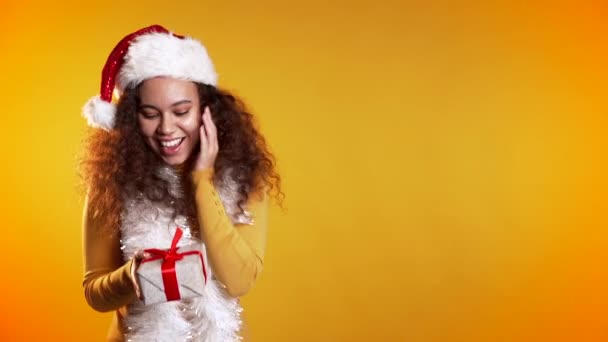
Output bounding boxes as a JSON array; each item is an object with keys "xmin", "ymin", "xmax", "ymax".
[{"xmin": 130, "ymin": 249, "xmax": 150, "ymax": 300}]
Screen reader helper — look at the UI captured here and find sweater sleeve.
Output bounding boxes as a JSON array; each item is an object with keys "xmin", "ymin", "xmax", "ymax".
[
  {"xmin": 191, "ymin": 169, "xmax": 269, "ymax": 297},
  {"xmin": 82, "ymin": 194, "xmax": 137, "ymax": 312}
]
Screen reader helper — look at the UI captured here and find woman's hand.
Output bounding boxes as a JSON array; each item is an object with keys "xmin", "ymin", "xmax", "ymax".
[
  {"xmin": 194, "ymin": 106, "xmax": 218, "ymax": 172},
  {"xmin": 130, "ymin": 249, "xmax": 151, "ymax": 300}
]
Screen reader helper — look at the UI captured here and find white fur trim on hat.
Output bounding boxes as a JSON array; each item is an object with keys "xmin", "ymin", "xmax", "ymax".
[
  {"xmin": 117, "ymin": 32, "xmax": 218, "ymax": 91},
  {"xmin": 82, "ymin": 95, "xmax": 117, "ymax": 131}
]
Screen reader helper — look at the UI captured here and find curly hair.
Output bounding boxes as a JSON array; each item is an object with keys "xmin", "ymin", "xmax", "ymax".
[{"xmin": 79, "ymin": 82, "xmax": 283, "ymax": 234}]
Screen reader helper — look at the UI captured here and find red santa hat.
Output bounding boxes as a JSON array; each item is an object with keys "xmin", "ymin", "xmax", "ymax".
[{"xmin": 82, "ymin": 25, "xmax": 218, "ymax": 130}]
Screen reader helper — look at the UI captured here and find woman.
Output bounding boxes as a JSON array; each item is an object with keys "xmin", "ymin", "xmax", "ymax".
[{"xmin": 80, "ymin": 25, "xmax": 281, "ymax": 341}]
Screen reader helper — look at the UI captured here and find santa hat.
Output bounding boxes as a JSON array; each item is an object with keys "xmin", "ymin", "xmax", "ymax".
[{"xmin": 82, "ymin": 25, "xmax": 218, "ymax": 130}]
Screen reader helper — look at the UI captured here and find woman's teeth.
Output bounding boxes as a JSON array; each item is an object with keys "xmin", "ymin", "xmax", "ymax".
[{"xmin": 160, "ymin": 138, "xmax": 183, "ymax": 148}]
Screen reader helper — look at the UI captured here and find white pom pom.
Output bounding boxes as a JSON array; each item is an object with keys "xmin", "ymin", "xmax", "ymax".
[{"xmin": 82, "ymin": 95, "xmax": 116, "ymax": 131}]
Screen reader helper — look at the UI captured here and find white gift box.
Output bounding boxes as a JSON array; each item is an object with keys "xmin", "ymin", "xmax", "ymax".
[{"xmin": 137, "ymin": 243, "xmax": 209, "ymax": 305}]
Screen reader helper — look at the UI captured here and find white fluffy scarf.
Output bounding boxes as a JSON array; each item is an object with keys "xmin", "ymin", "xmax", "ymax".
[{"xmin": 119, "ymin": 166, "xmax": 251, "ymax": 341}]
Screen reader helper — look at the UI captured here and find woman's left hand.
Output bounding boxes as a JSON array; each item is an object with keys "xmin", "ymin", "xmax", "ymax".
[{"xmin": 194, "ymin": 106, "xmax": 218, "ymax": 171}]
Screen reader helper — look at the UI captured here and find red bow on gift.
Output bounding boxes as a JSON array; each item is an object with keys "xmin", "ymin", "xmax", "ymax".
[{"xmin": 141, "ymin": 227, "xmax": 207, "ymax": 301}]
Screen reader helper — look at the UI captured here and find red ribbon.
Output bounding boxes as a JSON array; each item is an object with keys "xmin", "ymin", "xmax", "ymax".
[{"xmin": 141, "ymin": 227, "xmax": 208, "ymax": 301}]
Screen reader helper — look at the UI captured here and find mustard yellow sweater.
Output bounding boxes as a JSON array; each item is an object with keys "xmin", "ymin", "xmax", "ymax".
[{"xmin": 82, "ymin": 168, "xmax": 268, "ymax": 341}]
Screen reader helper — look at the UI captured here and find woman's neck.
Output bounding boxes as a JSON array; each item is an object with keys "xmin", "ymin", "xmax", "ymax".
[{"xmin": 171, "ymin": 163, "xmax": 188, "ymax": 177}]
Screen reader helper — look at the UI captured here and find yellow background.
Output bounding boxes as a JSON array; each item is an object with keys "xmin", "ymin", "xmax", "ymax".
[{"xmin": 1, "ymin": 1, "xmax": 607, "ymax": 341}]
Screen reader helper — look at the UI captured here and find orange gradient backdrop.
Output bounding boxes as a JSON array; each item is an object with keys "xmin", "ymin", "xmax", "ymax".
[{"xmin": 0, "ymin": 1, "xmax": 606, "ymax": 341}]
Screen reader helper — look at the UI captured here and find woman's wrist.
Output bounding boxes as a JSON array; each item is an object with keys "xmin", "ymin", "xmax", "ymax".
[{"xmin": 191, "ymin": 167, "xmax": 214, "ymax": 185}]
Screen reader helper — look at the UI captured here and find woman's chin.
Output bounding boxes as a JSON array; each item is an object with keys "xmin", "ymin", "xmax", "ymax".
[
  {"xmin": 162, "ymin": 156, "xmax": 188, "ymax": 166},
  {"xmin": 159, "ymin": 151, "xmax": 190, "ymax": 166}
]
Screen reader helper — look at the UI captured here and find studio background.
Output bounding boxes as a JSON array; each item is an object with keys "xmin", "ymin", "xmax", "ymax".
[{"xmin": 0, "ymin": 1, "xmax": 606, "ymax": 341}]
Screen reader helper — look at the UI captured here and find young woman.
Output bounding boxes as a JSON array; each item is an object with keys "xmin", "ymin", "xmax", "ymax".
[{"xmin": 80, "ymin": 25, "xmax": 281, "ymax": 341}]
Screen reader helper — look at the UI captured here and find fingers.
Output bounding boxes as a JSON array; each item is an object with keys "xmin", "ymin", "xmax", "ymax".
[
  {"xmin": 195, "ymin": 106, "xmax": 218, "ymax": 171},
  {"xmin": 133, "ymin": 249, "xmax": 146, "ymax": 260},
  {"xmin": 201, "ymin": 106, "xmax": 218, "ymax": 152},
  {"xmin": 204, "ymin": 107, "xmax": 217, "ymax": 142},
  {"xmin": 131, "ymin": 251, "xmax": 145, "ymax": 300},
  {"xmin": 200, "ymin": 122, "xmax": 208, "ymax": 154},
  {"xmin": 134, "ymin": 249, "xmax": 153, "ymax": 260}
]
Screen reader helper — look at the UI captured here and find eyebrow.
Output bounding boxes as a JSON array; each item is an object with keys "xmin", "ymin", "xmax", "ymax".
[{"xmin": 139, "ymin": 100, "xmax": 193, "ymax": 110}]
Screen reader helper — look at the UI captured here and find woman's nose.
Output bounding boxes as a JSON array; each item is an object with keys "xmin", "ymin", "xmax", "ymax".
[{"xmin": 157, "ymin": 114, "xmax": 176, "ymax": 135}]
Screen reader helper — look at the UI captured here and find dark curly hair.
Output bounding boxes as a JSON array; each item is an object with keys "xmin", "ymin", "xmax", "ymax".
[{"xmin": 79, "ymin": 82, "xmax": 283, "ymax": 234}]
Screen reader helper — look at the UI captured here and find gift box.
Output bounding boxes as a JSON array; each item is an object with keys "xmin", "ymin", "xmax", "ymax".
[{"xmin": 137, "ymin": 227, "xmax": 208, "ymax": 305}]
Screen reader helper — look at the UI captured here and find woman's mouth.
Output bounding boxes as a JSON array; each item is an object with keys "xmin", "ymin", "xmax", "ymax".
[{"xmin": 159, "ymin": 137, "xmax": 185, "ymax": 155}]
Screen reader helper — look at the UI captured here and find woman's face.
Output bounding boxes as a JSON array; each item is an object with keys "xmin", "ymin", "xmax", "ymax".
[{"xmin": 137, "ymin": 77, "xmax": 201, "ymax": 166}]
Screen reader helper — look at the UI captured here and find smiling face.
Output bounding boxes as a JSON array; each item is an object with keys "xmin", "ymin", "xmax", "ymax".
[{"xmin": 137, "ymin": 77, "xmax": 202, "ymax": 166}]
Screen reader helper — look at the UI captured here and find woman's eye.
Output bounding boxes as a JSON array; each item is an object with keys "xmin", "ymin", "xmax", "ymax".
[
  {"xmin": 138, "ymin": 108, "xmax": 160, "ymax": 118},
  {"xmin": 141, "ymin": 112, "xmax": 159, "ymax": 119},
  {"xmin": 175, "ymin": 110, "xmax": 190, "ymax": 116}
]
